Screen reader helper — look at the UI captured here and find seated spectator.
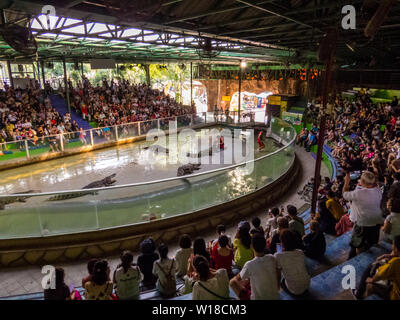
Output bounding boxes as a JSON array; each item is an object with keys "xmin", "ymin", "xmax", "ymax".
[
  {"xmin": 269, "ymin": 217, "xmax": 293, "ymax": 254},
  {"xmin": 152, "ymin": 243, "xmax": 177, "ymax": 298},
  {"xmin": 211, "ymin": 235, "xmax": 234, "ymax": 278},
  {"xmin": 303, "ymin": 220, "xmax": 326, "ymax": 260},
  {"xmin": 113, "ymin": 250, "xmax": 143, "ymax": 300},
  {"xmin": 84, "ymin": 260, "xmax": 113, "ymax": 300},
  {"xmin": 210, "ymin": 224, "xmax": 232, "ymax": 248},
  {"xmin": 326, "ymin": 191, "xmax": 346, "ymax": 221},
  {"xmin": 82, "ymin": 258, "xmax": 98, "ymax": 287},
  {"xmin": 192, "ymin": 237, "xmax": 211, "ymax": 262},
  {"xmin": 265, "ymin": 207, "xmax": 280, "ymax": 239},
  {"xmin": 335, "ymin": 209, "xmax": 354, "ymax": 236},
  {"xmin": 192, "ymin": 255, "xmax": 230, "ymax": 300},
  {"xmin": 44, "ymin": 267, "xmax": 70, "ymax": 300},
  {"xmin": 315, "ymin": 199, "xmax": 337, "ymax": 235},
  {"xmin": 250, "ymin": 217, "xmax": 264, "ymax": 236},
  {"xmin": 287, "ymin": 205, "xmax": 305, "ymax": 237},
  {"xmin": 275, "ymin": 230, "xmax": 310, "ymax": 296},
  {"xmin": 175, "ymin": 234, "xmax": 193, "ymax": 278},
  {"xmin": 137, "ymin": 238, "xmax": 159, "ymax": 288},
  {"xmin": 233, "ymin": 225, "xmax": 254, "ymax": 271},
  {"xmin": 382, "ymin": 198, "xmax": 400, "ymax": 242},
  {"xmin": 353, "ymin": 235, "xmax": 400, "ymax": 300},
  {"xmin": 230, "ymin": 234, "xmax": 279, "ymax": 300}
]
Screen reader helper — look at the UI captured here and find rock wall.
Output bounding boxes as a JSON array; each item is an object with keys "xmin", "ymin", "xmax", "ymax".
[{"xmin": 200, "ymin": 79, "xmax": 319, "ymax": 111}]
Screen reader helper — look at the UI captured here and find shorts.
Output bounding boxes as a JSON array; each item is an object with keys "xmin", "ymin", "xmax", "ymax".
[{"xmin": 350, "ymin": 224, "xmax": 381, "ymax": 249}]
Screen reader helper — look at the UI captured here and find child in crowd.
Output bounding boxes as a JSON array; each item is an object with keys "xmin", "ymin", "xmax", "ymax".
[
  {"xmin": 302, "ymin": 220, "xmax": 326, "ymax": 260},
  {"xmin": 175, "ymin": 234, "xmax": 193, "ymax": 278}
]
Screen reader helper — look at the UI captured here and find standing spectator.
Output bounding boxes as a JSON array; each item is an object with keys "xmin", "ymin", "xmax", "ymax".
[
  {"xmin": 343, "ymin": 171, "xmax": 385, "ymax": 258},
  {"xmin": 192, "ymin": 255, "xmax": 230, "ymax": 300},
  {"xmin": 152, "ymin": 243, "xmax": 176, "ymax": 298},
  {"xmin": 230, "ymin": 234, "xmax": 280, "ymax": 300},
  {"xmin": 113, "ymin": 251, "xmax": 143, "ymax": 300},
  {"xmin": 84, "ymin": 260, "xmax": 113, "ymax": 300},
  {"xmin": 265, "ymin": 207, "xmax": 280, "ymax": 239},
  {"xmin": 275, "ymin": 230, "xmax": 310, "ymax": 296},
  {"xmin": 44, "ymin": 267, "xmax": 70, "ymax": 300}
]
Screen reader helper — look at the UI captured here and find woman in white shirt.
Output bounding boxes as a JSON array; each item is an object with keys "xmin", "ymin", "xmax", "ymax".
[
  {"xmin": 275, "ymin": 229, "xmax": 310, "ymax": 296},
  {"xmin": 175, "ymin": 234, "xmax": 193, "ymax": 278},
  {"xmin": 113, "ymin": 251, "xmax": 143, "ymax": 300},
  {"xmin": 192, "ymin": 255, "xmax": 230, "ymax": 300}
]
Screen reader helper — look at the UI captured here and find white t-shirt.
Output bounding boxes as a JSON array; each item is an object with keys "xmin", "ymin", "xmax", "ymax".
[
  {"xmin": 192, "ymin": 269, "xmax": 230, "ymax": 300},
  {"xmin": 113, "ymin": 265, "xmax": 143, "ymax": 300},
  {"xmin": 175, "ymin": 248, "xmax": 193, "ymax": 277},
  {"xmin": 240, "ymin": 255, "xmax": 279, "ymax": 300},
  {"xmin": 275, "ymin": 250, "xmax": 310, "ymax": 295},
  {"xmin": 343, "ymin": 186, "xmax": 384, "ymax": 226}
]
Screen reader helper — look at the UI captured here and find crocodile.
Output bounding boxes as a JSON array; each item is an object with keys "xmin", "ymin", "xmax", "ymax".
[
  {"xmin": 177, "ymin": 163, "xmax": 201, "ymax": 176},
  {"xmin": 0, "ymin": 190, "xmax": 41, "ymax": 210},
  {"xmin": 143, "ymin": 145, "xmax": 169, "ymax": 155},
  {"xmin": 47, "ymin": 174, "xmax": 117, "ymax": 201}
]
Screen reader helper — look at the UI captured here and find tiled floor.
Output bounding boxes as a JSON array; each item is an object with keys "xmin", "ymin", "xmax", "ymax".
[{"xmin": 0, "ymin": 145, "xmax": 328, "ymax": 298}]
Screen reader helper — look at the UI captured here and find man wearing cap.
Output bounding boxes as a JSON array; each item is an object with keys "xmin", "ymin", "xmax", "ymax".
[{"xmin": 343, "ymin": 171, "xmax": 384, "ymax": 259}]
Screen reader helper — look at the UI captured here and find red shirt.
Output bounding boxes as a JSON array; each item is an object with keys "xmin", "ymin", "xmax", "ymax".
[{"xmin": 211, "ymin": 244, "xmax": 233, "ymax": 274}]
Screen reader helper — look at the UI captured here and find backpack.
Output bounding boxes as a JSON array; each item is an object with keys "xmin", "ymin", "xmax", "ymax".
[{"xmin": 156, "ymin": 259, "xmax": 176, "ymax": 297}]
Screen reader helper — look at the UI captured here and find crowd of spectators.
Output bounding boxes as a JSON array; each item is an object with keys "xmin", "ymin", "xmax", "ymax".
[
  {"xmin": 0, "ymin": 82, "xmax": 80, "ymax": 152},
  {"xmin": 68, "ymin": 77, "xmax": 196, "ymax": 128}
]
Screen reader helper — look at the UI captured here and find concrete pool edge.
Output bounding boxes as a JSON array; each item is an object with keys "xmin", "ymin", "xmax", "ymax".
[{"xmin": 0, "ymin": 154, "xmax": 300, "ymax": 267}]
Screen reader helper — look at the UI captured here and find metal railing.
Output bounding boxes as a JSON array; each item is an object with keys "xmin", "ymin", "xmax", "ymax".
[{"xmin": 0, "ymin": 116, "xmax": 296, "ymax": 240}]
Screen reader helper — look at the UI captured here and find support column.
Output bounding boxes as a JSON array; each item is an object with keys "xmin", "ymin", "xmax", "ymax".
[
  {"xmin": 63, "ymin": 58, "xmax": 71, "ymax": 114},
  {"xmin": 311, "ymin": 30, "xmax": 338, "ymax": 215},
  {"xmin": 81, "ymin": 62, "xmax": 84, "ymax": 77},
  {"xmin": 90, "ymin": 129, "xmax": 94, "ymax": 146},
  {"xmin": 41, "ymin": 61, "xmax": 46, "ymax": 90},
  {"xmin": 190, "ymin": 62, "xmax": 193, "ymax": 107},
  {"xmin": 6, "ymin": 60, "xmax": 13, "ymax": 88},
  {"xmin": 144, "ymin": 64, "xmax": 151, "ymax": 86}
]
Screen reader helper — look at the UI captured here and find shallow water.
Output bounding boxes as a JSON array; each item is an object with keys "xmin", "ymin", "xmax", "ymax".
[{"xmin": 0, "ymin": 126, "xmax": 295, "ymax": 239}]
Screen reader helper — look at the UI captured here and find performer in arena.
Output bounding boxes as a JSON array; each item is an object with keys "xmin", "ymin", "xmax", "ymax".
[
  {"xmin": 219, "ymin": 135, "xmax": 225, "ymax": 150},
  {"xmin": 257, "ymin": 130, "xmax": 265, "ymax": 151}
]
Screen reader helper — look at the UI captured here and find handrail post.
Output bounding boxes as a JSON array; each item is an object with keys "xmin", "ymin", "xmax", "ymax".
[
  {"xmin": 90, "ymin": 129, "xmax": 94, "ymax": 146},
  {"xmin": 190, "ymin": 114, "xmax": 193, "ymax": 126},
  {"xmin": 138, "ymin": 122, "xmax": 141, "ymax": 136},
  {"xmin": 114, "ymin": 125, "xmax": 119, "ymax": 141},
  {"xmin": 157, "ymin": 119, "xmax": 160, "ymax": 130},
  {"xmin": 204, "ymin": 112, "xmax": 207, "ymax": 123},
  {"xmin": 59, "ymin": 134, "xmax": 64, "ymax": 152},
  {"xmin": 24, "ymin": 139, "xmax": 30, "ymax": 159}
]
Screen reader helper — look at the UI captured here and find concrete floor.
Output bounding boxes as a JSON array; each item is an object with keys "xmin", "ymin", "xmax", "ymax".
[{"xmin": 0, "ymin": 145, "xmax": 329, "ymax": 298}]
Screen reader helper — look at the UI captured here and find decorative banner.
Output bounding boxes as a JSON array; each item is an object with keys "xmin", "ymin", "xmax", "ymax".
[{"xmin": 222, "ymin": 96, "xmax": 231, "ymax": 101}]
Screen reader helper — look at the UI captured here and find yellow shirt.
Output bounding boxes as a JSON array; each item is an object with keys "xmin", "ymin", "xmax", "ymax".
[
  {"xmin": 233, "ymin": 238, "xmax": 254, "ymax": 268},
  {"xmin": 326, "ymin": 198, "xmax": 345, "ymax": 221},
  {"xmin": 375, "ymin": 257, "xmax": 400, "ymax": 300}
]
